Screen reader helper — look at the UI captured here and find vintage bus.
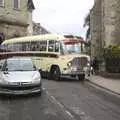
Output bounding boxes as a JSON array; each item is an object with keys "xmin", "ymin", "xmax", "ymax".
[{"xmin": 1, "ymin": 34, "xmax": 90, "ymax": 81}]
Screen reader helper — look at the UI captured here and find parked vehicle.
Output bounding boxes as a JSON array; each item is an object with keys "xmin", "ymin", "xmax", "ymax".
[{"xmin": 0, "ymin": 57, "xmax": 42, "ymax": 95}]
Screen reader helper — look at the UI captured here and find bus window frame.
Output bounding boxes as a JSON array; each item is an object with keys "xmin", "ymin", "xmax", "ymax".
[{"xmin": 47, "ymin": 40, "xmax": 60, "ymax": 53}]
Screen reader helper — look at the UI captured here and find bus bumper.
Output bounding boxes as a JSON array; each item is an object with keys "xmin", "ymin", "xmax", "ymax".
[
  {"xmin": 62, "ymin": 67, "xmax": 90, "ymax": 77},
  {"xmin": 62, "ymin": 69, "xmax": 85, "ymax": 76}
]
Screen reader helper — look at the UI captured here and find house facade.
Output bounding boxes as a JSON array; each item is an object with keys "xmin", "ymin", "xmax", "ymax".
[
  {"xmin": 32, "ymin": 22, "xmax": 50, "ymax": 35},
  {"xmin": 0, "ymin": 0, "xmax": 34, "ymax": 42}
]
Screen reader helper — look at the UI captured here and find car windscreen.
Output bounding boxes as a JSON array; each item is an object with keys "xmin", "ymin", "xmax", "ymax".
[{"xmin": 4, "ymin": 59, "xmax": 35, "ymax": 71}]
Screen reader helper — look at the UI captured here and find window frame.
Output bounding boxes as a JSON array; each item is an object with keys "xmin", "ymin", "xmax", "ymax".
[
  {"xmin": 0, "ymin": 0, "xmax": 4, "ymax": 7},
  {"xmin": 13, "ymin": 0, "xmax": 20, "ymax": 10}
]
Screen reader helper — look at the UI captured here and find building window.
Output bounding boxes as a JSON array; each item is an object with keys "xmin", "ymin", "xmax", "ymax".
[
  {"xmin": 13, "ymin": 0, "xmax": 20, "ymax": 9},
  {"xmin": 0, "ymin": 0, "xmax": 4, "ymax": 7}
]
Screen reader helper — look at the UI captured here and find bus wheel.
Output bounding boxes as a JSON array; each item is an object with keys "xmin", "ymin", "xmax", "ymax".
[
  {"xmin": 78, "ymin": 74, "xmax": 85, "ymax": 81},
  {"xmin": 52, "ymin": 67, "xmax": 61, "ymax": 81}
]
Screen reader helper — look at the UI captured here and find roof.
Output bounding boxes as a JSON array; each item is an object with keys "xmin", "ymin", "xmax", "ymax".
[
  {"xmin": 2, "ymin": 34, "xmax": 65, "ymax": 45},
  {"xmin": 27, "ymin": 0, "xmax": 35, "ymax": 10},
  {"xmin": 7, "ymin": 57, "xmax": 32, "ymax": 61},
  {"xmin": 2, "ymin": 34, "xmax": 86, "ymax": 45}
]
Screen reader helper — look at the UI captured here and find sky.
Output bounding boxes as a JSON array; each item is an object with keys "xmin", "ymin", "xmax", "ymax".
[{"xmin": 32, "ymin": 0, "xmax": 94, "ymax": 39}]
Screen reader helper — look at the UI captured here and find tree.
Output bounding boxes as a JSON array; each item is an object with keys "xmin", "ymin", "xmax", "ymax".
[
  {"xmin": 83, "ymin": 12, "xmax": 91, "ymax": 55},
  {"xmin": 83, "ymin": 12, "xmax": 90, "ymax": 40}
]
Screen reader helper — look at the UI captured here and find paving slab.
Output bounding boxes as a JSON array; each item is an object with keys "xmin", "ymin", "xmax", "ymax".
[{"xmin": 87, "ymin": 75, "xmax": 120, "ymax": 95}]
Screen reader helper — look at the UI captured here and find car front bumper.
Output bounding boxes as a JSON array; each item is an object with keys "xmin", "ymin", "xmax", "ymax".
[{"xmin": 0, "ymin": 84, "xmax": 42, "ymax": 95}]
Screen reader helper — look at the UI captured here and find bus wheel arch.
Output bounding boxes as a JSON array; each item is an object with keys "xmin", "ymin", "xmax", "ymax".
[{"xmin": 48, "ymin": 65, "xmax": 61, "ymax": 80}]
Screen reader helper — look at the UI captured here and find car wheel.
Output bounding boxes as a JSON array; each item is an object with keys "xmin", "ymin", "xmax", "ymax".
[{"xmin": 38, "ymin": 87, "xmax": 43, "ymax": 96}]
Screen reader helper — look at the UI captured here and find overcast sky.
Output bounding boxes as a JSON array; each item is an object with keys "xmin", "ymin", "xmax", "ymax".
[{"xmin": 32, "ymin": 0, "xmax": 94, "ymax": 38}]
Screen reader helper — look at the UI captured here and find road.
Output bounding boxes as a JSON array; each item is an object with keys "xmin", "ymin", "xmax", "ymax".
[
  {"xmin": 43, "ymin": 78, "xmax": 120, "ymax": 120},
  {"xmin": 0, "ymin": 78, "xmax": 120, "ymax": 120}
]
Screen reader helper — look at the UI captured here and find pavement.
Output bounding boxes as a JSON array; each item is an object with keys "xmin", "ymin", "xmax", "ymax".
[{"xmin": 87, "ymin": 75, "xmax": 120, "ymax": 95}]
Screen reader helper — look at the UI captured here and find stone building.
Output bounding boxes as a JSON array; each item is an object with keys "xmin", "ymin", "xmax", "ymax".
[
  {"xmin": 0, "ymin": 0, "xmax": 35, "ymax": 42},
  {"xmin": 90, "ymin": 0, "xmax": 120, "ymax": 58},
  {"xmin": 32, "ymin": 22, "xmax": 50, "ymax": 35}
]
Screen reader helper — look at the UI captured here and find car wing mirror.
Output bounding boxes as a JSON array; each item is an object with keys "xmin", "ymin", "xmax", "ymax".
[
  {"xmin": 4, "ymin": 68, "xmax": 9, "ymax": 74},
  {"xmin": 37, "ymin": 67, "xmax": 42, "ymax": 73},
  {"xmin": 33, "ymin": 65, "xmax": 37, "ymax": 70}
]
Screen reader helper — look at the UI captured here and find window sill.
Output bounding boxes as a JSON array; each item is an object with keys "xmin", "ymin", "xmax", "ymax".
[{"xmin": 0, "ymin": 5, "xmax": 5, "ymax": 8}]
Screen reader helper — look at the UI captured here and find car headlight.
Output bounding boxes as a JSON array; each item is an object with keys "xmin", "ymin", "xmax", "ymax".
[
  {"xmin": 32, "ymin": 73, "xmax": 41, "ymax": 83},
  {"xmin": 0, "ymin": 77, "xmax": 9, "ymax": 85}
]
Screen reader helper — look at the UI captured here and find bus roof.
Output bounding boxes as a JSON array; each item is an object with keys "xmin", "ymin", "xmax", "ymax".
[{"xmin": 2, "ymin": 34, "xmax": 65, "ymax": 45}]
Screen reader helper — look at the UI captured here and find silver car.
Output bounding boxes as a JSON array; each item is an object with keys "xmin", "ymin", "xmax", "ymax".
[{"xmin": 0, "ymin": 57, "xmax": 42, "ymax": 95}]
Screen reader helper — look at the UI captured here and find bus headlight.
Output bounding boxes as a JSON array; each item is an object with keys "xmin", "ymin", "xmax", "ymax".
[
  {"xmin": 87, "ymin": 63, "xmax": 90, "ymax": 67},
  {"xmin": 67, "ymin": 61, "xmax": 72, "ymax": 67}
]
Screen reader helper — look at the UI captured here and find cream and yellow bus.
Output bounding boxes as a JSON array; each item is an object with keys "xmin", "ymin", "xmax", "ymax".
[{"xmin": 1, "ymin": 34, "xmax": 90, "ymax": 81}]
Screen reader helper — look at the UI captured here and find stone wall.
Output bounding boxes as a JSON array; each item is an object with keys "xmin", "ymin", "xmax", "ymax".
[
  {"xmin": 0, "ymin": 23, "xmax": 27, "ymax": 39},
  {"xmin": 90, "ymin": 0, "xmax": 120, "ymax": 56},
  {"xmin": 104, "ymin": 0, "xmax": 120, "ymax": 46},
  {"xmin": 0, "ymin": 0, "xmax": 34, "ymax": 39},
  {"xmin": 90, "ymin": 0, "xmax": 120, "ymax": 75},
  {"xmin": 90, "ymin": 0, "xmax": 102, "ymax": 58}
]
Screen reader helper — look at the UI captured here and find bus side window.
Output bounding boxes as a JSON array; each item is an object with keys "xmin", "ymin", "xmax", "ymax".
[
  {"xmin": 60, "ymin": 42, "xmax": 64, "ymax": 54},
  {"xmin": 13, "ymin": 43, "xmax": 22, "ymax": 51},
  {"xmin": 48, "ymin": 40, "xmax": 54, "ymax": 52},
  {"xmin": 39, "ymin": 41, "xmax": 47, "ymax": 51},
  {"xmin": 7, "ymin": 43, "xmax": 15, "ymax": 51},
  {"xmin": 55, "ymin": 41, "xmax": 59, "ymax": 52}
]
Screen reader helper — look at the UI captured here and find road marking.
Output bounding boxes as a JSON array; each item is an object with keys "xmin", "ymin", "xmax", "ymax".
[
  {"xmin": 44, "ymin": 88, "xmax": 75, "ymax": 119},
  {"xmin": 65, "ymin": 110, "xmax": 74, "ymax": 118},
  {"xmin": 51, "ymin": 96, "xmax": 64, "ymax": 109},
  {"xmin": 51, "ymin": 96, "xmax": 56, "ymax": 101}
]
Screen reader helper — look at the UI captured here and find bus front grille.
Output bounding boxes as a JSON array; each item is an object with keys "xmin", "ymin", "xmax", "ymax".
[{"xmin": 71, "ymin": 57, "xmax": 88, "ymax": 68}]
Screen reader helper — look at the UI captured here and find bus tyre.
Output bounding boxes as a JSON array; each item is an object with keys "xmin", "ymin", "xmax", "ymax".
[
  {"xmin": 52, "ymin": 67, "xmax": 60, "ymax": 81},
  {"xmin": 48, "ymin": 72, "xmax": 52, "ymax": 80},
  {"xmin": 78, "ymin": 74, "xmax": 85, "ymax": 81}
]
